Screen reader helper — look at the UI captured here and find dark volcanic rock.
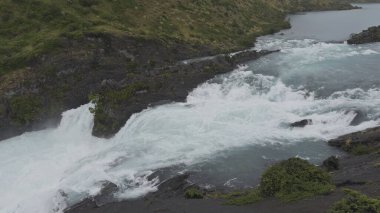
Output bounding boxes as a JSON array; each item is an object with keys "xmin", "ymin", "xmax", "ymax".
[
  {"xmin": 332, "ymin": 153, "xmax": 380, "ymax": 187},
  {"xmin": 65, "ymin": 181, "xmax": 118, "ymax": 211},
  {"xmin": 328, "ymin": 126, "xmax": 380, "ymax": 154},
  {"xmin": 347, "ymin": 110, "xmax": 368, "ymax": 126},
  {"xmin": 94, "ymin": 181, "xmax": 119, "ymax": 206},
  {"xmin": 289, "ymin": 119, "xmax": 312, "ymax": 128},
  {"xmin": 347, "ymin": 26, "xmax": 380, "ymax": 44},
  {"xmin": 65, "ymin": 173, "xmax": 194, "ymax": 213},
  {"xmin": 322, "ymin": 156, "xmax": 339, "ymax": 171},
  {"xmin": 153, "ymin": 173, "xmax": 193, "ymax": 198}
]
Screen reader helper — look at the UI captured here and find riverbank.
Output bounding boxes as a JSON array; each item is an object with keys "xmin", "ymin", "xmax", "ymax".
[
  {"xmin": 348, "ymin": 25, "xmax": 380, "ymax": 44},
  {"xmin": 0, "ymin": 32, "xmax": 274, "ymax": 140},
  {"xmin": 0, "ymin": 0, "xmax": 361, "ymax": 140},
  {"xmin": 65, "ymin": 128, "xmax": 380, "ymax": 213}
]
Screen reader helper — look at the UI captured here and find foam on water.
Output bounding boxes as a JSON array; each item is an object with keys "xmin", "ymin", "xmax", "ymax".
[
  {"xmin": 2, "ymin": 13, "xmax": 380, "ymax": 212},
  {"xmin": 1, "ymin": 61, "xmax": 380, "ymax": 212}
]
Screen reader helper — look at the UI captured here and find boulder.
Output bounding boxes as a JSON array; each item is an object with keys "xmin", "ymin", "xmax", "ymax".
[
  {"xmin": 347, "ymin": 110, "xmax": 367, "ymax": 126},
  {"xmin": 154, "ymin": 173, "xmax": 192, "ymax": 198},
  {"xmin": 94, "ymin": 181, "xmax": 118, "ymax": 207},
  {"xmin": 290, "ymin": 119, "xmax": 312, "ymax": 128},
  {"xmin": 322, "ymin": 156, "xmax": 339, "ymax": 171}
]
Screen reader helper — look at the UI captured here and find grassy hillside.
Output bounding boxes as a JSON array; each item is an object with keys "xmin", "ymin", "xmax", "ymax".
[{"xmin": 0, "ymin": 0, "xmax": 356, "ymax": 76}]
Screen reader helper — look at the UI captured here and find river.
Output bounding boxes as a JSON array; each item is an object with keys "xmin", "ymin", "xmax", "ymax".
[{"xmin": 0, "ymin": 3, "xmax": 380, "ymax": 213}]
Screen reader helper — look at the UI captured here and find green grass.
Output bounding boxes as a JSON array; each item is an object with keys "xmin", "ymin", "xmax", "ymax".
[
  {"xmin": 329, "ymin": 189, "xmax": 380, "ymax": 213},
  {"xmin": 0, "ymin": 0, "xmax": 355, "ymax": 76}
]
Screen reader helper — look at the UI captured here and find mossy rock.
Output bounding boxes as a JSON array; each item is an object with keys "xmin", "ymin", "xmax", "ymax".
[
  {"xmin": 218, "ymin": 157, "xmax": 335, "ymax": 205},
  {"xmin": 323, "ymin": 156, "xmax": 339, "ymax": 171},
  {"xmin": 351, "ymin": 144, "xmax": 380, "ymax": 155},
  {"xmin": 329, "ymin": 189, "xmax": 380, "ymax": 213},
  {"xmin": 260, "ymin": 158, "xmax": 335, "ymax": 202},
  {"xmin": 9, "ymin": 94, "xmax": 43, "ymax": 125},
  {"xmin": 185, "ymin": 187, "xmax": 204, "ymax": 199}
]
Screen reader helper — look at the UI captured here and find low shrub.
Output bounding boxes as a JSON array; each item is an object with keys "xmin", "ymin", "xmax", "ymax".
[
  {"xmin": 185, "ymin": 187, "xmax": 204, "ymax": 199},
  {"xmin": 221, "ymin": 157, "xmax": 335, "ymax": 205},
  {"xmin": 260, "ymin": 158, "xmax": 335, "ymax": 202},
  {"xmin": 329, "ymin": 189, "xmax": 380, "ymax": 213}
]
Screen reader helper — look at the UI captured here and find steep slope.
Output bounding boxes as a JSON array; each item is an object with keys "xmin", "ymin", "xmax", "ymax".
[
  {"xmin": 0, "ymin": 0, "xmax": 356, "ymax": 75},
  {"xmin": 0, "ymin": 0, "xmax": 357, "ymax": 140}
]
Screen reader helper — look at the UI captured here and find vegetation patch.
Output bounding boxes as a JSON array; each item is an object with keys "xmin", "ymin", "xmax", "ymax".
[
  {"xmin": 260, "ymin": 158, "xmax": 335, "ymax": 202},
  {"xmin": 9, "ymin": 94, "xmax": 43, "ymax": 125},
  {"xmin": 329, "ymin": 189, "xmax": 380, "ymax": 213},
  {"xmin": 89, "ymin": 82, "xmax": 150, "ymax": 137},
  {"xmin": 0, "ymin": 0, "xmax": 356, "ymax": 76},
  {"xmin": 350, "ymin": 144, "xmax": 380, "ymax": 155},
  {"xmin": 215, "ymin": 158, "xmax": 335, "ymax": 205},
  {"xmin": 185, "ymin": 187, "xmax": 204, "ymax": 199}
]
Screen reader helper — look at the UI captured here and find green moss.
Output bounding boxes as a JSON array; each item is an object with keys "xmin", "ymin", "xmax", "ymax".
[
  {"xmin": 329, "ymin": 189, "xmax": 380, "ymax": 213},
  {"xmin": 185, "ymin": 187, "xmax": 204, "ymax": 199},
  {"xmin": 89, "ymin": 82, "xmax": 149, "ymax": 136},
  {"xmin": 104, "ymin": 83, "xmax": 149, "ymax": 106},
  {"xmin": 260, "ymin": 158, "xmax": 335, "ymax": 202},
  {"xmin": 9, "ymin": 94, "xmax": 43, "ymax": 125}
]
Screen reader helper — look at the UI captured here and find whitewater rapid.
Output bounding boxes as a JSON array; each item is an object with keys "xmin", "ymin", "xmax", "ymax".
[{"xmin": 1, "ymin": 32, "xmax": 380, "ymax": 213}]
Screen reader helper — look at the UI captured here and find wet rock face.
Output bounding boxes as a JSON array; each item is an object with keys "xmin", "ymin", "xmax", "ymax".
[
  {"xmin": 289, "ymin": 119, "xmax": 313, "ymax": 128},
  {"xmin": 347, "ymin": 26, "xmax": 380, "ymax": 44},
  {"xmin": 65, "ymin": 173, "xmax": 194, "ymax": 213},
  {"xmin": 347, "ymin": 110, "xmax": 368, "ymax": 126},
  {"xmin": 328, "ymin": 127, "xmax": 380, "ymax": 155}
]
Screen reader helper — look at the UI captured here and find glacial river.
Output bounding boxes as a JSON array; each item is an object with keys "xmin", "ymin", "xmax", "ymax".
[{"xmin": 0, "ymin": 3, "xmax": 380, "ymax": 213}]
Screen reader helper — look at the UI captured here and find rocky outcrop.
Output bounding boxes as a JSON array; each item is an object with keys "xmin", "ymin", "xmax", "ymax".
[
  {"xmin": 289, "ymin": 119, "xmax": 313, "ymax": 128},
  {"xmin": 328, "ymin": 126, "xmax": 380, "ymax": 155},
  {"xmin": 65, "ymin": 173, "xmax": 194, "ymax": 213},
  {"xmin": 347, "ymin": 26, "xmax": 380, "ymax": 44},
  {"xmin": 91, "ymin": 49, "xmax": 275, "ymax": 138},
  {"xmin": 347, "ymin": 110, "xmax": 368, "ymax": 126},
  {"xmin": 0, "ymin": 30, "xmax": 276, "ymax": 141},
  {"xmin": 0, "ymin": 33, "xmax": 218, "ymax": 141}
]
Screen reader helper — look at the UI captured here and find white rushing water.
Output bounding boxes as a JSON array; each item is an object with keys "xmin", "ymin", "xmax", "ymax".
[
  {"xmin": 1, "ymin": 41, "xmax": 380, "ymax": 212},
  {"xmin": 1, "ymin": 5, "xmax": 380, "ymax": 213}
]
